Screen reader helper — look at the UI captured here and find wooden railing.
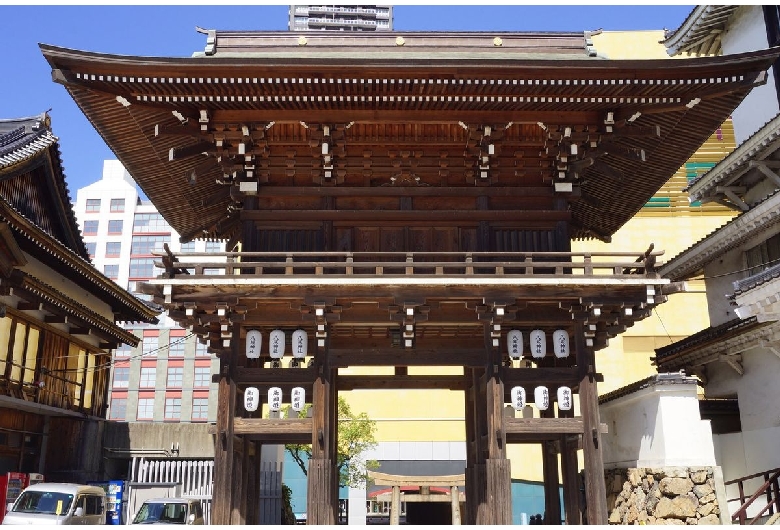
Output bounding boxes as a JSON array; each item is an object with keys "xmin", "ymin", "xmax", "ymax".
[
  {"xmin": 154, "ymin": 248, "xmax": 663, "ymax": 280},
  {"xmin": 726, "ymin": 468, "xmax": 780, "ymax": 525}
]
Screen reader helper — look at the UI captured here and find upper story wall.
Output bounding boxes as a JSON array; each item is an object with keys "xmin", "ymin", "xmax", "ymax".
[{"xmin": 722, "ymin": 6, "xmax": 780, "ymax": 143}]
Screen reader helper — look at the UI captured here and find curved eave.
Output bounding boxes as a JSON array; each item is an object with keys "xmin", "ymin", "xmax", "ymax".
[
  {"xmin": 660, "ymin": 189, "xmax": 780, "ymax": 281},
  {"xmin": 39, "ymin": 44, "xmax": 780, "ymax": 242},
  {"xmin": 663, "ymin": 5, "xmax": 739, "ymax": 57},
  {"xmin": 686, "ymin": 112, "xmax": 780, "ymax": 202},
  {"xmin": 0, "ymin": 198, "xmax": 159, "ymax": 323}
]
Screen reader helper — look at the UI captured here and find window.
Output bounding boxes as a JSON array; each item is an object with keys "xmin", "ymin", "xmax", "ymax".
[
  {"xmin": 104, "ymin": 264, "xmax": 119, "ymax": 279},
  {"xmin": 113, "ymin": 367, "xmax": 129, "ymax": 388},
  {"xmin": 129, "ymin": 258, "xmax": 156, "ymax": 279},
  {"xmin": 195, "ymin": 342, "xmax": 210, "ymax": 357},
  {"xmin": 205, "ymin": 241, "xmax": 223, "ymax": 253},
  {"xmin": 746, "ymin": 232, "xmax": 780, "ymax": 277},
  {"xmin": 166, "ymin": 367, "xmax": 183, "ymax": 388},
  {"xmin": 110, "ymin": 198, "xmax": 125, "ymax": 212},
  {"xmin": 84, "ymin": 495, "xmax": 104, "ymax": 516},
  {"xmin": 86, "ymin": 242, "xmax": 96, "ymax": 256},
  {"xmin": 180, "ymin": 241, "xmax": 196, "ymax": 252},
  {"xmin": 139, "ymin": 367, "xmax": 156, "ymax": 387},
  {"xmin": 86, "ymin": 199, "xmax": 101, "ymax": 213},
  {"xmin": 192, "ymin": 398, "xmax": 209, "ymax": 421},
  {"xmin": 109, "ymin": 398, "xmax": 127, "ymax": 420},
  {"xmin": 83, "ymin": 220, "xmax": 98, "ymax": 235},
  {"xmin": 137, "ymin": 398, "xmax": 154, "ymax": 420},
  {"xmin": 164, "ymin": 398, "xmax": 181, "ymax": 420},
  {"xmin": 133, "ymin": 213, "xmax": 170, "ymax": 234},
  {"xmin": 168, "ymin": 335, "xmax": 185, "ymax": 357},
  {"xmin": 108, "ymin": 220, "xmax": 123, "ymax": 234},
  {"xmin": 131, "ymin": 235, "xmax": 168, "ymax": 255},
  {"xmin": 106, "ymin": 241, "xmax": 121, "ymax": 257},
  {"xmin": 142, "ymin": 335, "xmax": 159, "ymax": 357},
  {"xmin": 115, "ymin": 342, "xmax": 132, "ymax": 357},
  {"xmin": 194, "ymin": 367, "xmax": 211, "ymax": 388}
]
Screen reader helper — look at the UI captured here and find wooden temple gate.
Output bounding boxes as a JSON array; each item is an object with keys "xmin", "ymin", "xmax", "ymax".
[{"xmin": 39, "ymin": 30, "xmax": 779, "ymax": 525}]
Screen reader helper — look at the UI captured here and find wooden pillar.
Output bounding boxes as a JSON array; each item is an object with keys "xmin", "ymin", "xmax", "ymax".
[
  {"xmin": 307, "ymin": 363, "xmax": 337, "ymax": 525},
  {"xmin": 212, "ymin": 349, "xmax": 236, "ymax": 525},
  {"xmin": 484, "ymin": 371, "xmax": 512, "ymax": 525},
  {"xmin": 246, "ymin": 441, "xmax": 258, "ymax": 525},
  {"xmin": 541, "ymin": 408, "xmax": 562, "ymax": 524},
  {"xmin": 389, "ymin": 485, "xmax": 401, "ymax": 525},
  {"xmin": 230, "ymin": 436, "xmax": 244, "ymax": 525},
  {"xmin": 560, "ymin": 432, "xmax": 581, "ymax": 525},
  {"xmin": 471, "ymin": 368, "xmax": 490, "ymax": 524},
  {"xmin": 576, "ymin": 322, "xmax": 608, "ymax": 525},
  {"xmin": 464, "ymin": 370, "xmax": 477, "ymax": 525},
  {"xmin": 451, "ymin": 485, "xmax": 461, "ymax": 525},
  {"xmin": 541, "ymin": 443, "xmax": 562, "ymax": 523}
]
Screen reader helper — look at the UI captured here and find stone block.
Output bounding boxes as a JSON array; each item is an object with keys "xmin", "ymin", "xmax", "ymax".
[
  {"xmin": 654, "ymin": 496, "xmax": 697, "ymax": 519},
  {"xmin": 609, "ymin": 509, "xmax": 622, "ymax": 524},
  {"xmin": 692, "ymin": 484, "xmax": 713, "ymax": 498},
  {"xmin": 697, "ymin": 502, "xmax": 715, "ymax": 517},
  {"xmin": 690, "ymin": 470, "xmax": 708, "ymax": 485},
  {"xmin": 660, "ymin": 477, "xmax": 694, "ymax": 496},
  {"xmin": 699, "ymin": 514, "xmax": 719, "ymax": 525},
  {"xmin": 699, "ymin": 493, "xmax": 715, "ymax": 504},
  {"xmin": 628, "ymin": 468, "xmax": 642, "ymax": 486}
]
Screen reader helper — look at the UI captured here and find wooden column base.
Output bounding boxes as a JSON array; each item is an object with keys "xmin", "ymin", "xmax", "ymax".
[
  {"xmin": 476, "ymin": 458, "xmax": 512, "ymax": 525},
  {"xmin": 307, "ymin": 458, "xmax": 336, "ymax": 525}
]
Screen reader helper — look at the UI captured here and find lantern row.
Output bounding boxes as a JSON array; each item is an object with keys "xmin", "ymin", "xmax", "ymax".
[
  {"xmin": 507, "ymin": 329, "xmax": 569, "ymax": 359},
  {"xmin": 245, "ymin": 329, "xmax": 308, "ymax": 359},
  {"xmin": 244, "ymin": 386, "xmax": 306, "ymax": 412},
  {"xmin": 511, "ymin": 385, "xmax": 572, "ymax": 411}
]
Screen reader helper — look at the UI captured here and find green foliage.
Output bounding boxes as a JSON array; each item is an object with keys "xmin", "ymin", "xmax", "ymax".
[
  {"xmin": 281, "ymin": 484, "xmax": 296, "ymax": 525},
  {"xmin": 284, "ymin": 396, "xmax": 379, "ymax": 488}
]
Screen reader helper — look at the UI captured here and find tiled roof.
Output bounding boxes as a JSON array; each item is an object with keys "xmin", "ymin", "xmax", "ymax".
[
  {"xmin": 685, "ymin": 112, "xmax": 780, "ymax": 201},
  {"xmin": 663, "ymin": 5, "xmax": 739, "ymax": 57},
  {"xmin": 659, "ymin": 189, "xmax": 780, "ymax": 280},
  {"xmin": 654, "ymin": 316, "xmax": 759, "ymax": 361},
  {"xmin": 599, "ymin": 371, "xmax": 697, "ymax": 405},
  {"xmin": 0, "ymin": 123, "xmax": 57, "ymax": 169},
  {"xmin": 733, "ymin": 262, "xmax": 780, "ymax": 295}
]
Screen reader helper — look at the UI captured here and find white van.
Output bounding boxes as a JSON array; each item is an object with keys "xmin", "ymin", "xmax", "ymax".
[{"xmin": 2, "ymin": 483, "xmax": 106, "ymax": 525}]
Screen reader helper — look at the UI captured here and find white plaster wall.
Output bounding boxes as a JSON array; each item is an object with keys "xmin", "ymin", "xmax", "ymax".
[
  {"xmin": 704, "ymin": 246, "xmax": 747, "ymax": 327},
  {"xmin": 600, "ymin": 382, "xmax": 716, "ymax": 468},
  {"xmin": 707, "ymin": 348, "xmax": 780, "ymax": 432},
  {"xmin": 721, "ymin": 5, "xmax": 779, "ymax": 144}
]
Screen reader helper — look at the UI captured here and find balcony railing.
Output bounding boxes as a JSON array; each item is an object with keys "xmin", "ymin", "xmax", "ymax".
[
  {"xmin": 153, "ymin": 248, "xmax": 662, "ymax": 280},
  {"xmin": 726, "ymin": 468, "xmax": 780, "ymax": 525}
]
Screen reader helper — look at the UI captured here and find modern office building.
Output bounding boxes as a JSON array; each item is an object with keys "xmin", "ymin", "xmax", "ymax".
[
  {"xmin": 289, "ymin": 5, "xmax": 392, "ymax": 32},
  {"xmin": 73, "ymin": 161, "xmax": 223, "ymax": 428}
]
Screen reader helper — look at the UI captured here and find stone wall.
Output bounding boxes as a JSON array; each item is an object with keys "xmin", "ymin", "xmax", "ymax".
[{"xmin": 606, "ymin": 467, "xmax": 723, "ymax": 525}]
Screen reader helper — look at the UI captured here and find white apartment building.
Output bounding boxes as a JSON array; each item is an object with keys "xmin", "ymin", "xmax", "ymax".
[{"xmin": 73, "ymin": 160, "xmax": 221, "ymax": 426}]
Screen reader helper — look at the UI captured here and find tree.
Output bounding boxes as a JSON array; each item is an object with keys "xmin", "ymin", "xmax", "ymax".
[{"xmin": 284, "ymin": 396, "xmax": 379, "ymax": 488}]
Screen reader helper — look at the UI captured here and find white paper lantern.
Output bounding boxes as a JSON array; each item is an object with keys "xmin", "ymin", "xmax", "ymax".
[
  {"xmin": 292, "ymin": 329, "xmax": 308, "ymax": 359},
  {"xmin": 510, "ymin": 386, "xmax": 526, "ymax": 411},
  {"xmin": 245, "ymin": 330, "xmax": 262, "ymax": 359},
  {"xmin": 557, "ymin": 386, "xmax": 573, "ymax": 411},
  {"xmin": 244, "ymin": 387, "xmax": 259, "ymax": 412},
  {"xmin": 553, "ymin": 329, "xmax": 570, "ymax": 358},
  {"xmin": 507, "ymin": 330, "xmax": 523, "ymax": 359},
  {"xmin": 291, "ymin": 386, "xmax": 306, "ymax": 412},
  {"xmin": 268, "ymin": 386, "xmax": 282, "ymax": 412},
  {"xmin": 530, "ymin": 329, "xmax": 546, "ymax": 358},
  {"xmin": 269, "ymin": 329, "xmax": 286, "ymax": 359},
  {"xmin": 534, "ymin": 386, "xmax": 550, "ymax": 411}
]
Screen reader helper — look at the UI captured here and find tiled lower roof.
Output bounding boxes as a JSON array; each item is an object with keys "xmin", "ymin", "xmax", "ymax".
[
  {"xmin": 599, "ymin": 372, "xmax": 696, "ymax": 405},
  {"xmin": 733, "ymin": 262, "xmax": 780, "ymax": 295},
  {"xmin": 654, "ymin": 316, "xmax": 759, "ymax": 361}
]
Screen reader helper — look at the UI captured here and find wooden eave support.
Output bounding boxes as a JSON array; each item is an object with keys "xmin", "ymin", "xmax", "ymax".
[{"xmin": 240, "ymin": 209, "xmax": 570, "ymax": 223}]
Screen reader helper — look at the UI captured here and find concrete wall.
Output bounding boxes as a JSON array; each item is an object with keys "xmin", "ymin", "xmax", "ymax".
[{"xmin": 103, "ymin": 422, "xmax": 216, "ymax": 458}]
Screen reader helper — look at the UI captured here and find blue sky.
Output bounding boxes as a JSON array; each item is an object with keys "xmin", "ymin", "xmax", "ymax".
[{"xmin": 0, "ymin": 4, "xmax": 694, "ymax": 195}]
